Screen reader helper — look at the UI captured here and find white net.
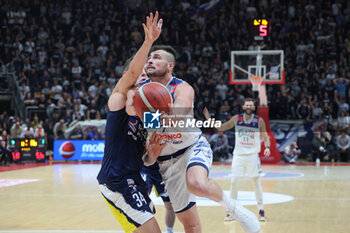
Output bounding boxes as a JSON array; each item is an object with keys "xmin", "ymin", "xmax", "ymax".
[{"xmin": 249, "ymin": 76, "xmax": 264, "ymax": 91}]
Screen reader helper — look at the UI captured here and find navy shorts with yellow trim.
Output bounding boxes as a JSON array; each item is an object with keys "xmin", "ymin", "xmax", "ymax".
[{"xmin": 99, "ymin": 177, "xmax": 154, "ymax": 233}]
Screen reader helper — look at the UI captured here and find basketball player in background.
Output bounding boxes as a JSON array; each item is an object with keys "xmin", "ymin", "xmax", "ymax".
[
  {"xmin": 204, "ymin": 98, "xmax": 270, "ymax": 222},
  {"xmin": 139, "ymin": 46, "xmax": 260, "ymax": 233},
  {"xmin": 97, "ymin": 12, "xmax": 165, "ymax": 233},
  {"xmin": 137, "ymin": 70, "xmax": 176, "ymax": 233}
]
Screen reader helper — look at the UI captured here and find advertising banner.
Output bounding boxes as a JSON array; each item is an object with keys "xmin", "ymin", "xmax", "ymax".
[{"xmin": 53, "ymin": 140, "xmax": 104, "ymax": 161}]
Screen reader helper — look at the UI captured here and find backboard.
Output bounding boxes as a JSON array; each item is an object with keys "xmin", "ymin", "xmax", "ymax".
[{"xmin": 230, "ymin": 50, "xmax": 284, "ymax": 85}]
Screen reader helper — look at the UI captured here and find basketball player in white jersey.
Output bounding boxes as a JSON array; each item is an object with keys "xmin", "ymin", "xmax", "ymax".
[
  {"xmin": 204, "ymin": 98, "xmax": 270, "ymax": 222},
  {"xmin": 136, "ymin": 70, "xmax": 176, "ymax": 233},
  {"xmin": 138, "ymin": 46, "xmax": 260, "ymax": 233}
]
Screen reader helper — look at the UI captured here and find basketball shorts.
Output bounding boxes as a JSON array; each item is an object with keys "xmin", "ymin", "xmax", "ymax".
[
  {"xmin": 99, "ymin": 176, "xmax": 155, "ymax": 233},
  {"xmin": 231, "ymin": 153, "xmax": 262, "ymax": 178},
  {"xmin": 158, "ymin": 136, "xmax": 213, "ymax": 212},
  {"xmin": 141, "ymin": 164, "xmax": 170, "ymax": 202}
]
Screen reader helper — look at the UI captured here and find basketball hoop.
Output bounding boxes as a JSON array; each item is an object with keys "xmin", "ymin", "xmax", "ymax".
[{"xmin": 249, "ymin": 76, "xmax": 264, "ymax": 92}]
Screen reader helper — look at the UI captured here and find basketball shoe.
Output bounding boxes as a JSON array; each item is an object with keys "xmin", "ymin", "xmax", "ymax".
[
  {"xmin": 259, "ymin": 209, "xmax": 267, "ymax": 222},
  {"xmin": 227, "ymin": 199, "xmax": 260, "ymax": 233},
  {"xmin": 224, "ymin": 213, "xmax": 235, "ymax": 222}
]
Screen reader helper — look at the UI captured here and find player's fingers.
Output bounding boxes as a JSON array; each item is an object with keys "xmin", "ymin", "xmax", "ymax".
[
  {"xmin": 142, "ymin": 23, "xmax": 147, "ymax": 33},
  {"xmin": 160, "ymin": 142, "xmax": 167, "ymax": 149},
  {"xmin": 154, "ymin": 133, "xmax": 161, "ymax": 143},
  {"xmin": 150, "ymin": 132, "xmax": 157, "ymax": 142},
  {"xmin": 157, "ymin": 18, "xmax": 163, "ymax": 29},
  {"xmin": 149, "ymin": 12, "xmax": 153, "ymax": 26},
  {"xmin": 153, "ymin": 11, "xmax": 158, "ymax": 25},
  {"xmin": 156, "ymin": 134, "xmax": 163, "ymax": 143},
  {"xmin": 146, "ymin": 16, "xmax": 150, "ymax": 28}
]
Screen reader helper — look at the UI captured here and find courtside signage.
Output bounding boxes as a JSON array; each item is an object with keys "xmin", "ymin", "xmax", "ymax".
[{"xmin": 53, "ymin": 140, "xmax": 104, "ymax": 161}]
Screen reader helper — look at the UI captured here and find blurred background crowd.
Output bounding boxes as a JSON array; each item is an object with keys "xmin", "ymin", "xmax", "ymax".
[{"xmin": 0, "ymin": 0, "xmax": 349, "ymax": 164}]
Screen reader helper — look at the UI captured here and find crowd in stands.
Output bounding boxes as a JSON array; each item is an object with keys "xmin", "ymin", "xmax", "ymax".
[{"xmin": 0, "ymin": 0, "xmax": 350, "ymax": 163}]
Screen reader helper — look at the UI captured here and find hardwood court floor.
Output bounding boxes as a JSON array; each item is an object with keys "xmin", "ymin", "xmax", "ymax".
[{"xmin": 0, "ymin": 163, "xmax": 349, "ymax": 233}]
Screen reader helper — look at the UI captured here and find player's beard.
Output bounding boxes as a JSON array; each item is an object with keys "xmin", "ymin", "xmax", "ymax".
[
  {"xmin": 146, "ymin": 66, "xmax": 168, "ymax": 78},
  {"xmin": 243, "ymin": 108, "xmax": 253, "ymax": 115}
]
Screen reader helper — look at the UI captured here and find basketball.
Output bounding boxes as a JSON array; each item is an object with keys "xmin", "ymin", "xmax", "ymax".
[{"xmin": 133, "ymin": 82, "xmax": 172, "ymax": 119}]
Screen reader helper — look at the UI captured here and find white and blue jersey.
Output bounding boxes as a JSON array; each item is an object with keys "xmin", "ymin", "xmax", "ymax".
[
  {"xmin": 139, "ymin": 77, "xmax": 213, "ymax": 212},
  {"xmin": 234, "ymin": 114, "xmax": 261, "ymax": 155},
  {"xmin": 139, "ymin": 76, "xmax": 202, "ymax": 157}
]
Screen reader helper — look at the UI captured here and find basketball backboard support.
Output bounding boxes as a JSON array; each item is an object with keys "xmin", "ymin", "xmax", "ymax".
[{"xmin": 230, "ymin": 50, "xmax": 284, "ymax": 85}]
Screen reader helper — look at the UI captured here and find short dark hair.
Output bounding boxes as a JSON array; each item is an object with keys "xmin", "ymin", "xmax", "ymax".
[
  {"xmin": 150, "ymin": 45, "xmax": 177, "ymax": 61},
  {"xmin": 242, "ymin": 98, "xmax": 256, "ymax": 106}
]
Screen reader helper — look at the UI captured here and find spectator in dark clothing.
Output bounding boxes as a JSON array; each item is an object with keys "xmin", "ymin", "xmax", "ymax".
[
  {"xmin": 312, "ymin": 131, "xmax": 327, "ymax": 164},
  {"xmin": 336, "ymin": 130, "xmax": 350, "ymax": 162},
  {"xmin": 209, "ymin": 131, "xmax": 230, "ymax": 161},
  {"xmin": 323, "ymin": 131, "xmax": 338, "ymax": 162},
  {"xmin": 0, "ymin": 130, "xmax": 12, "ymax": 166},
  {"xmin": 296, "ymin": 98, "xmax": 311, "ymax": 121},
  {"xmin": 69, "ymin": 126, "xmax": 83, "ymax": 140},
  {"xmin": 87, "ymin": 99, "xmax": 100, "ymax": 120}
]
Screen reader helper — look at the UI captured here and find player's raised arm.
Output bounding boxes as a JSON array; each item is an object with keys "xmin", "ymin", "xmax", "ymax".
[
  {"xmin": 203, "ymin": 107, "xmax": 237, "ymax": 131},
  {"xmin": 259, "ymin": 118, "xmax": 271, "ymax": 157},
  {"xmin": 113, "ymin": 12, "xmax": 162, "ymax": 96},
  {"xmin": 108, "ymin": 12, "xmax": 162, "ymax": 111}
]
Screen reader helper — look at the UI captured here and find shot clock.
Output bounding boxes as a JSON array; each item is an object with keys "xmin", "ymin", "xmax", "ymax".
[
  {"xmin": 9, "ymin": 138, "xmax": 46, "ymax": 162},
  {"xmin": 252, "ymin": 18, "xmax": 271, "ymax": 41}
]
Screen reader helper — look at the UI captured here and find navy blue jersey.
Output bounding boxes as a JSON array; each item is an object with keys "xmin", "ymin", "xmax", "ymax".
[{"xmin": 97, "ymin": 108, "xmax": 148, "ymax": 187}]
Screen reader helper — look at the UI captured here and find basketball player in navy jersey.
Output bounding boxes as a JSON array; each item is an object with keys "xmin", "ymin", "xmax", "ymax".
[
  {"xmin": 139, "ymin": 47, "xmax": 260, "ymax": 233},
  {"xmin": 97, "ymin": 12, "xmax": 165, "ymax": 233},
  {"xmin": 136, "ymin": 70, "xmax": 176, "ymax": 233},
  {"xmin": 204, "ymin": 98, "xmax": 271, "ymax": 222}
]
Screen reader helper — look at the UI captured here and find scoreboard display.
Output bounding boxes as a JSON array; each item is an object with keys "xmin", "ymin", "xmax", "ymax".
[
  {"xmin": 9, "ymin": 138, "xmax": 46, "ymax": 162},
  {"xmin": 252, "ymin": 18, "xmax": 271, "ymax": 41}
]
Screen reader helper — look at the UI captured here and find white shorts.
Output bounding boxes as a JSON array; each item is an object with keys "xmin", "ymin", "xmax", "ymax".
[
  {"xmin": 158, "ymin": 136, "xmax": 213, "ymax": 212},
  {"xmin": 231, "ymin": 153, "xmax": 261, "ymax": 178},
  {"xmin": 99, "ymin": 184, "xmax": 154, "ymax": 233}
]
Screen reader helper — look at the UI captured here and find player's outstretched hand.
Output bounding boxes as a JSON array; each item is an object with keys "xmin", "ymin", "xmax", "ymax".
[
  {"xmin": 142, "ymin": 11, "xmax": 162, "ymax": 43},
  {"xmin": 148, "ymin": 132, "xmax": 166, "ymax": 161},
  {"xmin": 203, "ymin": 107, "xmax": 211, "ymax": 120}
]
